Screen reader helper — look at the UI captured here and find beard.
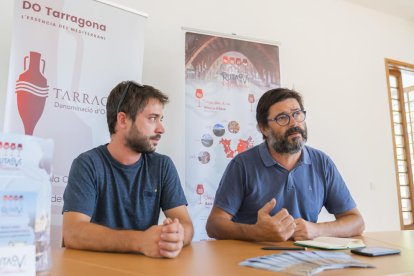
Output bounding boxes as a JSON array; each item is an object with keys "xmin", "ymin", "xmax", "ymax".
[
  {"xmin": 125, "ymin": 124, "xmax": 160, "ymax": 154},
  {"xmin": 268, "ymin": 124, "xmax": 308, "ymax": 154}
]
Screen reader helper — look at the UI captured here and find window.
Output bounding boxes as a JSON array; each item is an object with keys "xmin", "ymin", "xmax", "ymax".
[{"xmin": 386, "ymin": 59, "xmax": 414, "ymax": 230}]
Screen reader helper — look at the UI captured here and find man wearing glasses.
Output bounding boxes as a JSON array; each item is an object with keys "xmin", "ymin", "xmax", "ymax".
[
  {"xmin": 206, "ymin": 88, "xmax": 364, "ymax": 242},
  {"xmin": 62, "ymin": 81, "xmax": 193, "ymax": 258}
]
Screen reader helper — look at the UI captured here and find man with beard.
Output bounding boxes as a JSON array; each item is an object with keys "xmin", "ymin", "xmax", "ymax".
[
  {"xmin": 62, "ymin": 81, "xmax": 193, "ymax": 258},
  {"xmin": 206, "ymin": 88, "xmax": 364, "ymax": 242}
]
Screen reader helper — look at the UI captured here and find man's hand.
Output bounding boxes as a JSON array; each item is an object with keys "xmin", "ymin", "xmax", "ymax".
[
  {"xmin": 254, "ymin": 199, "xmax": 296, "ymax": 241},
  {"xmin": 292, "ymin": 208, "xmax": 365, "ymax": 240},
  {"xmin": 159, "ymin": 218, "xmax": 185, "ymax": 258},
  {"xmin": 292, "ymin": 218, "xmax": 319, "ymax": 240},
  {"xmin": 138, "ymin": 218, "xmax": 185, "ymax": 258},
  {"xmin": 138, "ymin": 225, "xmax": 164, "ymax": 258}
]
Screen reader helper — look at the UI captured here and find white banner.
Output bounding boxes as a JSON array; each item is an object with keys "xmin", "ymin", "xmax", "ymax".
[
  {"xmin": 3, "ymin": 0, "xmax": 147, "ymax": 245},
  {"xmin": 185, "ymin": 32, "xmax": 280, "ymax": 241}
]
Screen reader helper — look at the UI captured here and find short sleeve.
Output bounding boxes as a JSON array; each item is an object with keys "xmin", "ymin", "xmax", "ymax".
[
  {"xmin": 62, "ymin": 156, "xmax": 97, "ymax": 217},
  {"xmin": 160, "ymin": 157, "xmax": 187, "ymax": 211},
  {"xmin": 323, "ymin": 158, "xmax": 356, "ymax": 214},
  {"xmin": 213, "ymin": 159, "xmax": 246, "ymax": 216}
]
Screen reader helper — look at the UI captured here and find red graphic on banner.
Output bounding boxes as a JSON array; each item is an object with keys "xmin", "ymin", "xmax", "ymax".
[
  {"xmin": 0, "ymin": 140, "xmax": 24, "ymax": 158},
  {"xmin": 219, "ymin": 136, "xmax": 254, "ymax": 158},
  {"xmin": 15, "ymin": 51, "xmax": 49, "ymax": 135},
  {"xmin": 196, "ymin": 184, "xmax": 204, "ymax": 204},
  {"xmin": 219, "ymin": 138, "xmax": 235, "ymax": 158},
  {"xmin": 17, "ymin": 143, "xmax": 23, "ymax": 157},
  {"xmin": 195, "ymin": 88, "xmax": 203, "ymax": 107},
  {"xmin": 248, "ymin": 93, "xmax": 255, "ymax": 112},
  {"xmin": 237, "ymin": 136, "xmax": 254, "ymax": 154}
]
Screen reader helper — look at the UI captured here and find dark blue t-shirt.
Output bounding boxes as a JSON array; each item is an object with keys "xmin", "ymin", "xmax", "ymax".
[
  {"xmin": 214, "ymin": 142, "xmax": 356, "ymax": 224},
  {"xmin": 63, "ymin": 145, "xmax": 187, "ymax": 230}
]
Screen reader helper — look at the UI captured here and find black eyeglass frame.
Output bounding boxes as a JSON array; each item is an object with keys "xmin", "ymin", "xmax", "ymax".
[
  {"xmin": 268, "ymin": 110, "xmax": 307, "ymax": 126},
  {"xmin": 116, "ymin": 81, "xmax": 144, "ymax": 114}
]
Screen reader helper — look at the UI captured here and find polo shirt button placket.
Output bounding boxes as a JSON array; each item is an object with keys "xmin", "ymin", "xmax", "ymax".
[{"xmin": 287, "ymin": 172, "xmax": 295, "ymax": 191}]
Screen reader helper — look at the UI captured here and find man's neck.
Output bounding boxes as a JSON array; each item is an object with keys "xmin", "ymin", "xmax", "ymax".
[
  {"xmin": 267, "ymin": 144, "xmax": 302, "ymax": 171},
  {"xmin": 107, "ymin": 137, "xmax": 142, "ymax": 165}
]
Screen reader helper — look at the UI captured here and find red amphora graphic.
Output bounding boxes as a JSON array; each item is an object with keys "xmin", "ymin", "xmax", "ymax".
[{"xmin": 15, "ymin": 51, "xmax": 49, "ymax": 135}]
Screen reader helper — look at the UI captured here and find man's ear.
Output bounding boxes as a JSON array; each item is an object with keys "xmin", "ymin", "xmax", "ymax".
[
  {"xmin": 116, "ymin": 112, "xmax": 128, "ymax": 130},
  {"xmin": 257, "ymin": 124, "xmax": 269, "ymax": 139}
]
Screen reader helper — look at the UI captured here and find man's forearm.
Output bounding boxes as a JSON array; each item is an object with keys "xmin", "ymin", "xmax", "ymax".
[
  {"xmin": 316, "ymin": 214, "xmax": 365, "ymax": 237},
  {"xmin": 182, "ymin": 221, "xmax": 194, "ymax": 246},
  {"xmin": 63, "ymin": 221, "xmax": 143, "ymax": 253},
  {"xmin": 206, "ymin": 217, "xmax": 257, "ymax": 241}
]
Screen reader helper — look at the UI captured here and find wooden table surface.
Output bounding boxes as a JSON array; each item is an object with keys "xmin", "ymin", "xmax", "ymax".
[{"xmin": 42, "ymin": 231, "xmax": 414, "ymax": 276}]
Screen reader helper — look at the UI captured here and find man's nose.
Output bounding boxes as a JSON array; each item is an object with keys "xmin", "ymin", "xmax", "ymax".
[
  {"xmin": 288, "ymin": 115, "xmax": 299, "ymax": 127},
  {"xmin": 156, "ymin": 121, "xmax": 165, "ymax": 134}
]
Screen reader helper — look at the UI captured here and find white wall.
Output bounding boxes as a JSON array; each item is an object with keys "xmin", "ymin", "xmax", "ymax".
[
  {"xmin": 1, "ymin": 0, "xmax": 414, "ymax": 232},
  {"xmin": 0, "ymin": 0, "xmax": 13, "ymax": 129}
]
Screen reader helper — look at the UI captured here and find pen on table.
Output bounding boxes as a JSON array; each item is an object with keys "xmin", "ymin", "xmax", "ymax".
[{"xmin": 261, "ymin": 246, "xmax": 306, "ymax": 251}]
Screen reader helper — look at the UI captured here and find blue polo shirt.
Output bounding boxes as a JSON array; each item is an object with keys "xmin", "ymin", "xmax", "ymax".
[{"xmin": 214, "ymin": 142, "xmax": 356, "ymax": 224}]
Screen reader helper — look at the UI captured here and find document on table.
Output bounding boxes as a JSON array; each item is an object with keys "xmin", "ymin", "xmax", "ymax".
[
  {"xmin": 293, "ymin": 237, "xmax": 366, "ymax": 250},
  {"xmin": 239, "ymin": 251, "xmax": 374, "ymax": 276}
]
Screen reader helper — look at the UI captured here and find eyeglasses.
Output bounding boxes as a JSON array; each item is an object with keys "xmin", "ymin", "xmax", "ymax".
[
  {"xmin": 116, "ymin": 81, "xmax": 144, "ymax": 114},
  {"xmin": 268, "ymin": 110, "xmax": 306, "ymax": 126}
]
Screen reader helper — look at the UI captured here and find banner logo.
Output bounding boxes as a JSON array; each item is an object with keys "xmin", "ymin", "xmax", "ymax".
[
  {"xmin": 15, "ymin": 51, "xmax": 49, "ymax": 135},
  {"xmin": 0, "ymin": 140, "xmax": 23, "ymax": 169}
]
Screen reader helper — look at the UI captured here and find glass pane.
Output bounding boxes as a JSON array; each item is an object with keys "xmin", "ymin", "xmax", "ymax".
[
  {"xmin": 398, "ymin": 160, "xmax": 407, "ymax": 172},
  {"xmin": 403, "ymin": 212, "xmax": 413, "ymax": 225},
  {"xmin": 402, "ymin": 68, "xmax": 414, "ymax": 83},
  {"xmin": 397, "ymin": 147, "xmax": 406, "ymax": 160},
  {"xmin": 392, "ymin": 99, "xmax": 400, "ymax": 111},
  {"xmin": 410, "ymin": 90, "xmax": 414, "ymax": 99},
  {"xmin": 393, "ymin": 112, "xmax": 402, "ymax": 123},
  {"xmin": 395, "ymin": 135, "xmax": 404, "ymax": 147},
  {"xmin": 389, "ymin": 76, "xmax": 397, "ymax": 88},
  {"xmin": 399, "ymin": 173, "xmax": 408, "ymax": 185},
  {"xmin": 407, "ymin": 113, "xmax": 413, "ymax": 123},
  {"xmin": 407, "ymin": 124, "xmax": 412, "ymax": 134},
  {"xmin": 394, "ymin": 124, "xmax": 403, "ymax": 135},
  {"xmin": 400, "ymin": 186, "xmax": 410, "ymax": 199},
  {"xmin": 391, "ymin": 88, "xmax": 398, "ymax": 99},
  {"xmin": 401, "ymin": 198, "xmax": 412, "ymax": 212}
]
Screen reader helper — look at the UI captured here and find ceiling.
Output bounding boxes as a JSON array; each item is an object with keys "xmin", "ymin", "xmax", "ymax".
[{"xmin": 342, "ymin": 0, "xmax": 414, "ymax": 22}]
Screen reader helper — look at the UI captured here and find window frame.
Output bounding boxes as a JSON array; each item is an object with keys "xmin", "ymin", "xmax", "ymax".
[{"xmin": 385, "ymin": 58, "xmax": 414, "ymax": 230}]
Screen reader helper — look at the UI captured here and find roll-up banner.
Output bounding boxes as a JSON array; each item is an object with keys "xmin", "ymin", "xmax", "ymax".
[
  {"xmin": 185, "ymin": 31, "xmax": 280, "ymax": 241},
  {"xmin": 4, "ymin": 0, "xmax": 147, "ymax": 245}
]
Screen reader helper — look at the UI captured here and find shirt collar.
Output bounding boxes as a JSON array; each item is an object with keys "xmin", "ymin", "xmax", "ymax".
[
  {"xmin": 259, "ymin": 142, "xmax": 277, "ymax": 167},
  {"xmin": 259, "ymin": 142, "xmax": 312, "ymax": 167}
]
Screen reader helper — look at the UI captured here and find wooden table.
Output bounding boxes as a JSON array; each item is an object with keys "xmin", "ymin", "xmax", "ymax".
[
  {"xmin": 43, "ymin": 231, "xmax": 414, "ymax": 275},
  {"xmin": 363, "ymin": 230, "xmax": 414, "ymax": 250}
]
